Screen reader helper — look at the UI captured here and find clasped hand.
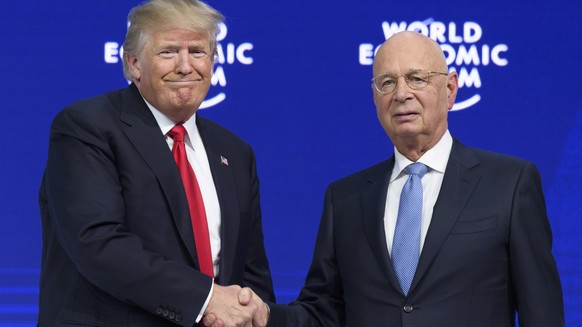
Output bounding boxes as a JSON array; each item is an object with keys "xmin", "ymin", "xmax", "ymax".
[{"xmin": 202, "ymin": 285, "xmax": 269, "ymax": 327}]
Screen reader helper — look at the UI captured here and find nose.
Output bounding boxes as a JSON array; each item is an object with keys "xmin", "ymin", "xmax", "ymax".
[
  {"xmin": 175, "ymin": 50, "xmax": 193, "ymax": 75},
  {"xmin": 393, "ymin": 75, "xmax": 412, "ymax": 102}
]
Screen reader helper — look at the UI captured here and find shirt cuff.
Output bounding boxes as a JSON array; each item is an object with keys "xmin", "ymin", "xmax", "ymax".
[{"xmin": 195, "ymin": 279, "xmax": 214, "ymax": 323}]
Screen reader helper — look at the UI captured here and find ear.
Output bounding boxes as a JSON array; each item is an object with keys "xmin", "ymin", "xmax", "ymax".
[
  {"xmin": 125, "ymin": 53, "xmax": 141, "ymax": 82},
  {"xmin": 446, "ymin": 71, "xmax": 459, "ymax": 110}
]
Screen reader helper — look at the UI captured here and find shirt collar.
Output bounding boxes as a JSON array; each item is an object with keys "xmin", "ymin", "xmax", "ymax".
[
  {"xmin": 390, "ymin": 130, "xmax": 453, "ymax": 182},
  {"xmin": 143, "ymin": 98, "xmax": 199, "ymax": 143}
]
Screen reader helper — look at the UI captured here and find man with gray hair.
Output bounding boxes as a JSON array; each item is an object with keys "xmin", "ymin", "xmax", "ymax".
[{"xmin": 38, "ymin": 0, "xmax": 273, "ymax": 325}]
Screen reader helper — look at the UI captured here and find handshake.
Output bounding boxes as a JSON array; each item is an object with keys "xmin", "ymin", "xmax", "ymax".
[{"xmin": 202, "ymin": 284, "xmax": 270, "ymax": 327}]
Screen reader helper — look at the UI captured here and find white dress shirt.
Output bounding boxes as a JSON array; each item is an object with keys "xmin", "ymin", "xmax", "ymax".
[
  {"xmin": 145, "ymin": 101, "xmax": 220, "ymax": 322},
  {"xmin": 384, "ymin": 130, "xmax": 453, "ymax": 256}
]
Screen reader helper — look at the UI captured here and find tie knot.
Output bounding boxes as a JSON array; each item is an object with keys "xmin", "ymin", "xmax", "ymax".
[
  {"xmin": 405, "ymin": 162, "xmax": 428, "ymax": 177},
  {"xmin": 168, "ymin": 124, "xmax": 187, "ymax": 142}
]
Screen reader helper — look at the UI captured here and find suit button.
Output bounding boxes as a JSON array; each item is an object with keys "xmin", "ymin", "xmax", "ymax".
[
  {"xmin": 403, "ymin": 304, "xmax": 414, "ymax": 313},
  {"xmin": 169, "ymin": 312, "xmax": 176, "ymax": 319},
  {"xmin": 162, "ymin": 309, "xmax": 169, "ymax": 317},
  {"xmin": 156, "ymin": 307, "xmax": 163, "ymax": 315},
  {"xmin": 176, "ymin": 314, "xmax": 182, "ymax": 322}
]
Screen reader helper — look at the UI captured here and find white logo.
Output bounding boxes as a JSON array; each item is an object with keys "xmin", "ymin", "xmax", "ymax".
[
  {"xmin": 103, "ymin": 22, "xmax": 254, "ymax": 109},
  {"xmin": 358, "ymin": 19, "xmax": 509, "ymax": 111}
]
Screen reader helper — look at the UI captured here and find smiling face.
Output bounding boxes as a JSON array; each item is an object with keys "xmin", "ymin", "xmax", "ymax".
[
  {"xmin": 372, "ymin": 32, "xmax": 458, "ymax": 155},
  {"xmin": 126, "ymin": 28, "xmax": 214, "ymax": 123}
]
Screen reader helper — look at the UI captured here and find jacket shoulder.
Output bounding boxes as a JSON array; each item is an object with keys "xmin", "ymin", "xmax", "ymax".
[
  {"xmin": 328, "ymin": 160, "xmax": 391, "ymax": 195},
  {"xmin": 64, "ymin": 88, "xmax": 125, "ymax": 112},
  {"xmin": 451, "ymin": 138, "xmax": 535, "ymax": 173},
  {"xmin": 197, "ymin": 115, "xmax": 252, "ymax": 150},
  {"xmin": 468, "ymin": 147, "xmax": 535, "ymax": 173},
  {"xmin": 52, "ymin": 88, "xmax": 127, "ymax": 125}
]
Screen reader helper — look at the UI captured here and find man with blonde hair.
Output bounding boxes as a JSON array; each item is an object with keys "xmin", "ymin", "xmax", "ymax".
[{"xmin": 38, "ymin": 1, "xmax": 273, "ymax": 326}]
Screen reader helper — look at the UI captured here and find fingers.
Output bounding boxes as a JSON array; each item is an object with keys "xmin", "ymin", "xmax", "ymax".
[
  {"xmin": 202, "ymin": 313, "xmax": 215, "ymax": 326},
  {"xmin": 252, "ymin": 301, "xmax": 270, "ymax": 327},
  {"xmin": 204, "ymin": 285, "xmax": 257, "ymax": 327},
  {"xmin": 238, "ymin": 287, "xmax": 269, "ymax": 327},
  {"xmin": 202, "ymin": 285, "xmax": 270, "ymax": 327},
  {"xmin": 202, "ymin": 313, "xmax": 225, "ymax": 327},
  {"xmin": 210, "ymin": 319, "xmax": 225, "ymax": 327},
  {"xmin": 238, "ymin": 287, "xmax": 252, "ymax": 305}
]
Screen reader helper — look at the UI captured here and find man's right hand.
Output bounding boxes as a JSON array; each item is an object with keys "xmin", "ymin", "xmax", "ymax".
[
  {"xmin": 236, "ymin": 287, "xmax": 269, "ymax": 327},
  {"xmin": 202, "ymin": 285, "xmax": 268, "ymax": 327}
]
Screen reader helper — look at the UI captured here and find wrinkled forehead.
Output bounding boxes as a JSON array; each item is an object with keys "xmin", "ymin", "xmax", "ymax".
[{"xmin": 373, "ymin": 33, "xmax": 446, "ymax": 75}]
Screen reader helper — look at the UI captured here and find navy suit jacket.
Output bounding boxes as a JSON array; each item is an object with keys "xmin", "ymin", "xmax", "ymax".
[
  {"xmin": 38, "ymin": 84, "xmax": 274, "ymax": 326},
  {"xmin": 269, "ymin": 138, "xmax": 564, "ymax": 327}
]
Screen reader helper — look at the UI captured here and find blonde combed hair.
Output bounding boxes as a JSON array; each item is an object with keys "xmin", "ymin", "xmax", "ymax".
[{"xmin": 122, "ymin": 0, "xmax": 223, "ymax": 80}]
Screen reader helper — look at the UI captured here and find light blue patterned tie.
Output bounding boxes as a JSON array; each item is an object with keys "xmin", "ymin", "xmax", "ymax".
[{"xmin": 392, "ymin": 162, "xmax": 428, "ymax": 295}]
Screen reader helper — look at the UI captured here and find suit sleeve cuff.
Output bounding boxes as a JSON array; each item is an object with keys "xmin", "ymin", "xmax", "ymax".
[{"xmin": 195, "ymin": 279, "xmax": 214, "ymax": 323}]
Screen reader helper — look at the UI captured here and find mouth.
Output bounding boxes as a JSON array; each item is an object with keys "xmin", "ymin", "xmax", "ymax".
[
  {"xmin": 394, "ymin": 111, "xmax": 419, "ymax": 117},
  {"xmin": 170, "ymin": 80, "xmax": 198, "ymax": 84},
  {"xmin": 166, "ymin": 79, "xmax": 202, "ymax": 87},
  {"xmin": 393, "ymin": 111, "xmax": 420, "ymax": 122}
]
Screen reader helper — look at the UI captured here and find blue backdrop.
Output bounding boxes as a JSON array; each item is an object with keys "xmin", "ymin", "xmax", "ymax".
[{"xmin": 1, "ymin": 0, "xmax": 581, "ymax": 325}]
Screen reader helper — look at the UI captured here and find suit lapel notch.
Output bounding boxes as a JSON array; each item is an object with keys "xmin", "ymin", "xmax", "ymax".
[{"xmin": 119, "ymin": 86, "xmax": 199, "ymax": 263}]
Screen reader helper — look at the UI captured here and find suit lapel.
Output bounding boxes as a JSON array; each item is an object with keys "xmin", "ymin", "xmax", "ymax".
[
  {"xmin": 360, "ymin": 158, "xmax": 403, "ymax": 293},
  {"xmin": 410, "ymin": 139, "xmax": 480, "ymax": 293},
  {"xmin": 197, "ymin": 118, "xmax": 240, "ymax": 285},
  {"xmin": 118, "ymin": 85, "xmax": 198, "ymax": 264}
]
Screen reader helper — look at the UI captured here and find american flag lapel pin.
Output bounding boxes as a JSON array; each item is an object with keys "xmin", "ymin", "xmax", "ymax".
[{"xmin": 220, "ymin": 155, "xmax": 229, "ymax": 166}]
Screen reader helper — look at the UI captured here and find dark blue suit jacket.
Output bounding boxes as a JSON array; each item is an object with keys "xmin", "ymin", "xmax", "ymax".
[
  {"xmin": 38, "ymin": 84, "xmax": 274, "ymax": 326},
  {"xmin": 269, "ymin": 138, "xmax": 564, "ymax": 327}
]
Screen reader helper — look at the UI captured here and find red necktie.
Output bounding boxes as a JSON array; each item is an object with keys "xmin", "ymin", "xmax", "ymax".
[{"xmin": 167, "ymin": 125, "xmax": 213, "ymax": 277}]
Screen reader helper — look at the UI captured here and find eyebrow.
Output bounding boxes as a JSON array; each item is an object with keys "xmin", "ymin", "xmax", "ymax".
[
  {"xmin": 160, "ymin": 42, "xmax": 204, "ymax": 47},
  {"xmin": 378, "ymin": 69, "xmax": 425, "ymax": 76},
  {"xmin": 155, "ymin": 42, "xmax": 209, "ymax": 51}
]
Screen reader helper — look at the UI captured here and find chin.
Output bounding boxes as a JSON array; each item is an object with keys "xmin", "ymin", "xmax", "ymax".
[{"xmin": 395, "ymin": 127, "xmax": 424, "ymax": 138}]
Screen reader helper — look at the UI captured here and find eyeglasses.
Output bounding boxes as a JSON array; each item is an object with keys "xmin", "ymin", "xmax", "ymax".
[{"xmin": 371, "ymin": 70, "xmax": 449, "ymax": 94}]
